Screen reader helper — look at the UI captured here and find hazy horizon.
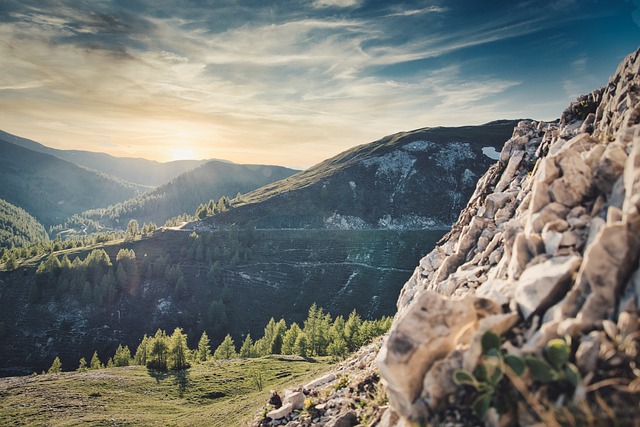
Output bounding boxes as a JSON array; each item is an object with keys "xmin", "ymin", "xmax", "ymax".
[{"xmin": 1, "ymin": 0, "xmax": 639, "ymax": 168}]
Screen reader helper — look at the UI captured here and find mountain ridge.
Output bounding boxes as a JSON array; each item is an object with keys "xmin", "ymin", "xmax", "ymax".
[
  {"xmin": 0, "ymin": 130, "xmax": 208, "ymax": 187},
  {"xmin": 198, "ymin": 120, "xmax": 519, "ymax": 230},
  {"xmin": 0, "ymin": 139, "xmax": 145, "ymax": 228}
]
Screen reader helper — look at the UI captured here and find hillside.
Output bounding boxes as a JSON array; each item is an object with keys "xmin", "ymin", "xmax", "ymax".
[
  {"xmin": 257, "ymin": 47, "xmax": 640, "ymax": 426},
  {"xmin": 0, "ymin": 140, "xmax": 144, "ymax": 228},
  {"xmin": 0, "ymin": 227, "xmax": 441, "ymax": 376},
  {"xmin": 0, "ymin": 199, "xmax": 49, "ymax": 248},
  {"xmin": 202, "ymin": 121, "xmax": 517, "ymax": 230},
  {"xmin": 0, "ymin": 130, "xmax": 207, "ymax": 187},
  {"xmin": 71, "ymin": 161, "xmax": 299, "ymax": 232}
]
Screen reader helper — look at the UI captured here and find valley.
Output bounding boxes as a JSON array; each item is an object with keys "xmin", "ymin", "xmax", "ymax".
[{"xmin": 0, "ymin": 227, "xmax": 445, "ymax": 376}]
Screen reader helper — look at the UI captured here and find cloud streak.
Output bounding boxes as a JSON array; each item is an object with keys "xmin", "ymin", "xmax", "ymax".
[{"xmin": 0, "ymin": 0, "xmax": 636, "ymax": 167}]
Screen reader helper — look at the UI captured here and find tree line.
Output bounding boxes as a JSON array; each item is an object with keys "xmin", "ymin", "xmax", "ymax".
[{"xmin": 43, "ymin": 304, "xmax": 392, "ymax": 374}]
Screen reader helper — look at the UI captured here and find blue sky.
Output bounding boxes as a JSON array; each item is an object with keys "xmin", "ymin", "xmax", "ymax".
[{"xmin": 0, "ymin": 0, "xmax": 638, "ymax": 167}]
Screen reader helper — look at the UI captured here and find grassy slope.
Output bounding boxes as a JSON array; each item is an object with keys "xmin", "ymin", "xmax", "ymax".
[{"xmin": 0, "ymin": 357, "xmax": 333, "ymax": 426}]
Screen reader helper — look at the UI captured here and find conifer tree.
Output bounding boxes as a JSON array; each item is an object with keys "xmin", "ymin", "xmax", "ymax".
[
  {"xmin": 148, "ymin": 329, "xmax": 169, "ymax": 371},
  {"xmin": 169, "ymin": 328, "xmax": 191, "ymax": 370},
  {"xmin": 196, "ymin": 331, "xmax": 212, "ymax": 362},
  {"xmin": 90, "ymin": 351, "xmax": 103, "ymax": 370},
  {"xmin": 134, "ymin": 335, "xmax": 150, "ymax": 365},
  {"xmin": 239, "ymin": 334, "xmax": 254, "ymax": 358},
  {"xmin": 48, "ymin": 356, "xmax": 62, "ymax": 374},
  {"xmin": 77, "ymin": 357, "xmax": 88, "ymax": 372},
  {"xmin": 293, "ymin": 333, "xmax": 308, "ymax": 357},
  {"xmin": 213, "ymin": 334, "xmax": 237, "ymax": 360},
  {"xmin": 345, "ymin": 310, "xmax": 363, "ymax": 352},
  {"xmin": 113, "ymin": 344, "xmax": 131, "ymax": 367},
  {"xmin": 282, "ymin": 323, "xmax": 302, "ymax": 355}
]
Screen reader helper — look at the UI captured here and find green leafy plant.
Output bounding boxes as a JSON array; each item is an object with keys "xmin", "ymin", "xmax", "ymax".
[
  {"xmin": 454, "ymin": 332, "xmax": 583, "ymax": 423},
  {"xmin": 524, "ymin": 338, "xmax": 580, "ymax": 388},
  {"xmin": 453, "ymin": 331, "xmax": 524, "ymax": 420}
]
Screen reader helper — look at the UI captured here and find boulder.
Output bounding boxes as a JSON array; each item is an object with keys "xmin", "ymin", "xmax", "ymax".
[
  {"xmin": 377, "ymin": 292, "xmax": 500, "ymax": 420},
  {"xmin": 515, "ymin": 255, "xmax": 582, "ymax": 319},
  {"xmin": 283, "ymin": 391, "xmax": 305, "ymax": 410},
  {"xmin": 267, "ymin": 403, "xmax": 293, "ymax": 420}
]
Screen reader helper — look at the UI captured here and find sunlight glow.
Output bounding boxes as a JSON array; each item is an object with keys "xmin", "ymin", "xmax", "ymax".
[{"xmin": 169, "ymin": 146, "xmax": 197, "ymax": 161}]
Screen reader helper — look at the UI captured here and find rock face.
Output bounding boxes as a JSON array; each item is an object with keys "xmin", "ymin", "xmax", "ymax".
[{"xmin": 377, "ymin": 47, "xmax": 640, "ymax": 424}]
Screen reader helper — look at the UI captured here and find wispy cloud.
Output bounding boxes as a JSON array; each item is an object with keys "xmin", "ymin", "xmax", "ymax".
[{"xmin": 0, "ymin": 0, "xmax": 633, "ymax": 167}]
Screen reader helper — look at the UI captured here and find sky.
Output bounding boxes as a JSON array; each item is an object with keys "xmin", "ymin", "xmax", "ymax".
[{"xmin": 0, "ymin": 0, "xmax": 639, "ymax": 168}]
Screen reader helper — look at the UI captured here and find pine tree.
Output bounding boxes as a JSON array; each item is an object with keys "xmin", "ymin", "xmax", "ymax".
[
  {"xmin": 48, "ymin": 356, "xmax": 62, "ymax": 374},
  {"xmin": 148, "ymin": 329, "xmax": 169, "ymax": 371},
  {"xmin": 328, "ymin": 315, "xmax": 348, "ymax": 360},
  {"xmin": 282, "ymin": 323, "xmax": 302, "ymax": 355},
  {"xmin": 271, "ymin": 319, "xmax": 287, "ymax": 354},
  {"xmin": 196, "ymin": 331, "xmax": 212, "ymax": 362},
  {"xmin": 126, "ymin": 219, "xmax": 139, "ymax": 239},
  {"xmin": 303, "ymin": 304, "xmax": 331, "ymax": 356},
  {"xmin": 113, "ymin": 344, "xmax": 131, "ymax": 367},
  {"xmin": 239, "ymin": 334, "xmax": 254, "ymax": 358},
  {"xmin": 169, "ymin": 328, "xmax": 191, "ymax": 370},
  {"xmin": 77, "ymin": 357, "xmax": 88, "ymax": 372},
  {"xmin": 345, "ymin": 310, "xmax": 363, "ymax": 352},
  {"xmin": 213, "ymin": 334, "xmax": 237, "ymax": 360},
  {"xmin": 293, "ymin": 333, "xmax": 308, "ymax": 357},
  {"xmin": 90, "ymin": 351, "xmax": 103, "ymax": 370},
  {"xmin": 134, "ymin": 335, "xmax": 150, "ymax": 365}
]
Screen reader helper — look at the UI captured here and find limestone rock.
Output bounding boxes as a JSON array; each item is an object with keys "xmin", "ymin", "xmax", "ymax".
[
  {"xmin": 377, "ymin": 292, "xmax": 499, "ymax": 420},
  {"xmin": 515, "ymin": 255, "xmax": 582, "ymax": 319},
  {"xmin": 267, "ymin": 402, "xmax": 293, "ymax": 420},
  {"xmin": 284, "ymin": 391, "xmax": 305, "ymax": 410}
]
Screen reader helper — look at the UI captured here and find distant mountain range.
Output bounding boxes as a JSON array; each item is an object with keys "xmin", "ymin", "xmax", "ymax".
[
  {"xmin": 200, "ymin": 120, "xmax": 520, "ymax": 230},
  {"xmin": 0, "ymin": 130, "xmax": 208, "ymax": 187},
  {"xmin": 74, "ymin": 161, "xmax": 300, "ymax": 230},
  {"xmin": 0, "ymin": 139, "xmax": 145, "ymax": 228},
  {"xmin": 0, "ymin": 130, "xmax": 299, "ymax": 233}
]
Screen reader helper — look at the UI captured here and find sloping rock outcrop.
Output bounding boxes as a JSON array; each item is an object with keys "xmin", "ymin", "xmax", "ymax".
[
  {"xmin": 377, "ymin": 47, "xmax": 640, "ymax": 425},
  {"xmin": 254, "ymin": 47, "xmax": 640, "ymax": 427}
]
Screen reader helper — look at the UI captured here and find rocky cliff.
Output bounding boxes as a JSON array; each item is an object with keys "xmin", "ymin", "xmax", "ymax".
[
  {"xmin": 377, "ymin": 47, "xmax": 640, "ymax": 425},
  {"xmin": 255, "ymin": 47, "xmax": 640, "ymax": 426}
]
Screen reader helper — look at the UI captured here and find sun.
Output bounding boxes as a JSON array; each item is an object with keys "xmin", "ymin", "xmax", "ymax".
[{"xmin": 169, "ymin": 146, "xmax": 197, "ymax": 161}]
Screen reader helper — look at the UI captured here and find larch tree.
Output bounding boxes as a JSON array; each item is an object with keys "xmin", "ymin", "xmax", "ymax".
[{"xmin": 213, "ymin": 334, "xmax": 237, "ymax": 360}]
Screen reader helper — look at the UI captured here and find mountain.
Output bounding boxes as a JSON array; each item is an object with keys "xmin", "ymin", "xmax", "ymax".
[
  {"xmin": 71, "ymin": 160, "xmax": 300, "ymax": 231},
  {"xmin": 202, "ymin": 121, "xmax": 519, "ymax": 230},
  {"xmin": 268, "ymin": 48, "xmax": 640, "ymax": 426},
  {"xmin": 0, "ymin": 199, "xmax": 49, "ymax": 248},
  {"xmin": 0, "ymin": 130, "xmax": 207, "ymax": 187},
  {"xmin": 0, "ymin": 140, "xmax": 145, "ymax": 228}
]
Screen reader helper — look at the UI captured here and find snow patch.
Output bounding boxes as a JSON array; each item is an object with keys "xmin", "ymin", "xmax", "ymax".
[
  {"xmin": 435, "ymin": 142, "xmax": 475, "ymax": 169},
  {"xmin": 362, "ymin": 150, "xmax": 416, "ymax": 179},
  {"xmin": 462, "ymin": 169, "xmax": 477, "ymax": 187},
  {"xmin": 349, "ymin": 181, "xmax": 356, "ymax": 190},
  {"xmin": 324, "ymin": 213, "xmax": 368, "ymax": 230},
  {"xmin": 402, "ymin": 140, "xmax": 435, "ymax": 152},
  {"xmin": 482, "ymin": 146, "xmax": 501, "ymax": 160},
  {"xmin": 156, "ymin": 298, "xmax": 172, "ymax": 315}
]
